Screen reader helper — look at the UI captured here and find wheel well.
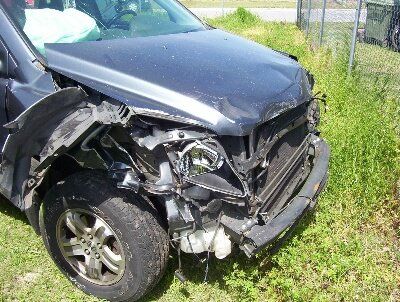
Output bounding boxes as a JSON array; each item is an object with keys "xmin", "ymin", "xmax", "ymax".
[
  {"xmin": 35, "ymin": 155, "xmax": 85, "ymax": 200},
  {"xmin": 26, "ymin": 154, "xmax": 86, "ymax": 235},
  {"xmin": 26, "ymin": 154, "xmax": 168, "ymax": 235}
]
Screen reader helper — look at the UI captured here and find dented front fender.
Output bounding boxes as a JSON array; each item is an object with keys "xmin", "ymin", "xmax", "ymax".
[{"xmin": 0, "ymin": 87, "xmax": 133, "ymax": 209}]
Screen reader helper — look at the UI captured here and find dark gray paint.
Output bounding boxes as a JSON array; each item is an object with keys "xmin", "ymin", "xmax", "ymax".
[
  {"xmin": 0, "ymin": 4, "xmax": 314, "ymax": 210},
  {"xmin": 0, "ymin": 7, "xmax": 57, "ymax": 125},
  {"xmin": 45, "ymin": 29, "xmax": 312, "ymax": 136},
  {"xmin": 0, "ymin": 79, "xmax": 8, "ymax": 147},
  {"xmin": 0, "ymin": 88, "xmax": 87, "ymax": 206}
]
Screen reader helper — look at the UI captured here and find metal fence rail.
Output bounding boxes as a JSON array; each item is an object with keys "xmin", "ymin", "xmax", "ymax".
[{"xmin": 297, "ymin": 0, "xmax": 400, "ymax": 93}]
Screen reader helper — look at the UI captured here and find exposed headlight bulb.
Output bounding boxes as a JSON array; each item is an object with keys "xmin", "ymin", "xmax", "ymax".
[{"xmin": 178, "ymin": 142, "xmax": 224, "ymax": 177}]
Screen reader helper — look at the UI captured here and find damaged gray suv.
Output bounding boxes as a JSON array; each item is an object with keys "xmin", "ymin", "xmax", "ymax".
[{"xmin": 0, "ymin": 0, "xmax": 329, "ymax": 301}]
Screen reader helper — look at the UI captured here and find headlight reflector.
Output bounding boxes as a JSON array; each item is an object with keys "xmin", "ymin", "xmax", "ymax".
[{"xmin": 178, "ymin": 142, "xmax": 224, "ymax": 177}]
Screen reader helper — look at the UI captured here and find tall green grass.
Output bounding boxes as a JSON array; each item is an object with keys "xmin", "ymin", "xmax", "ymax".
[
  {"xmin": 203, "ymin": 8, "xmax": 400, "ymax": 301},
  {"xmin": 211, "ymin": 8, "xmax": 399, "ymax": 211}
]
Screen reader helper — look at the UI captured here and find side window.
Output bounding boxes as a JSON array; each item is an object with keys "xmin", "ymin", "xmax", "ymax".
[{"xmin": 0, "ymin": 39, "xmax": 8, "ymax": 77}]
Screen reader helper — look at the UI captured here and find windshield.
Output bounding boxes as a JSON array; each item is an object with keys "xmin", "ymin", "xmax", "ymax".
[{"xmin": 1, "ymin": 0, "xmax": 206, "ymax": 56}]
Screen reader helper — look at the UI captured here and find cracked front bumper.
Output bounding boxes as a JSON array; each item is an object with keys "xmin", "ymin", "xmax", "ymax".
[{"xmin": 222, "ymin": 136, "xmax": 330, "ymax": 257}]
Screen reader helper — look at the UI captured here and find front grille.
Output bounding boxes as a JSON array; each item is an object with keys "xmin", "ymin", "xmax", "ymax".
[
  {"xmin": 257, "ymin": 125, "xmax": 307, "ymax": 189},
  {"xmin": 253, "ymin": 104, "xmax": 310, "ymax": 216}
]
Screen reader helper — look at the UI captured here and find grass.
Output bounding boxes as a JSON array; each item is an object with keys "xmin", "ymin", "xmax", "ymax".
[
  {"xmin": 1, "ymin": 8, "xmax": 400, "ymax": 302},
  {"xmin": 180, "ymin": 0, "xmax": 296, "ymax": 8},
  {"xmin": 303, "ymin": 20, "xmax": 400, "ymax": 94},
  {"xmin": 180, "ymin": 0, "xmax": 356, "ymax": 8},
  {"xmin": 355, "ymin": 42, "xmax": 400, "ymax": 95}
]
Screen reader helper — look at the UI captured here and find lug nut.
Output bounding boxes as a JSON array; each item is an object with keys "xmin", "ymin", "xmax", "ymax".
[
  {"xmin": 95, "ymin": 253, "xmax": 100, "ymax": 259},
  {"xmin": 97, "ymin": 243, "xmax": 102, "ymax": 248},
  {"xmin": 80, "ymin": 238, "xmax": 86, "ymax": 243},
  {"xmin": 88, "ymin": 234, "xmax": 93, "ymax": 239},
  {"xmin": 85, "ymin": 249, "xmax": 90, "ymax": 255}
]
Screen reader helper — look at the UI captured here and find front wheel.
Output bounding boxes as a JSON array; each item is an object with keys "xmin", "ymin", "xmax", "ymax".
[{"xmin": 39, "ymin": 171, "xmax": 169, "ymax": 301}]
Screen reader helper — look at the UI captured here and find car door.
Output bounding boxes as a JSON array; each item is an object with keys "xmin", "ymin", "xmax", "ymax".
[
  {"xmin": 0, "ymin": 38, "xmax": 10, "ymax": 152},
  {"xmin": 0, "ymin": 3, "xmax": 57, "ymax": 204}
]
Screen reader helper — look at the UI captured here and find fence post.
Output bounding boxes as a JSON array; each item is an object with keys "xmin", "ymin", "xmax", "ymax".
[
  {"xmin": 305, "ymin": 0, "xmax": 312, "ymax": 36},
  {"xmin": 221, "ymin": 0, "xmax": 225, "ymax": 16},
  {"xmin": 348, "ymin": 0, "xmax": 363, "ymax": 74},
  {"xmin": 319, "ymin": 0, "xmax": 327, "ymax": 45},
  {"xmin": 296, "ymin": 0, "xmax": 302, "ymax": 27}
]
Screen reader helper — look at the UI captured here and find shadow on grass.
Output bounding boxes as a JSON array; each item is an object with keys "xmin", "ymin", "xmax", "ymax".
[
  {"xmin": 0, "ymin": 196, "xmax": 29, "ymax": 225},
  {"xmin": 142, "ymin": 209, "xmax": 317, "ymax": 301}
]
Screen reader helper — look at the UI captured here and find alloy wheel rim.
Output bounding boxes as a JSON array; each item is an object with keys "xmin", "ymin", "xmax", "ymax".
[{"xmin": 56, "ymin": 209, "xmax": 126, "ymax": 285}]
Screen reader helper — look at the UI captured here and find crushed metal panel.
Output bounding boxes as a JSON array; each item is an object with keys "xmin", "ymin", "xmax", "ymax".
[
  {"xmin": 37, "ymin": 100, "xmax": 134, "ymax": 171},
  {"xmin": 0, "ymin": 87, "xmax": 87, "ymax": 208},
  {"xmin": 0, "ymin": 86, "xmax": 134, "ymax": 209}
]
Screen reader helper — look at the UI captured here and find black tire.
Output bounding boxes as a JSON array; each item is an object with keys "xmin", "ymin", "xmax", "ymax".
[{"xmin": 39, "ymin": 170, "xmax": 169, "ymax": 302}]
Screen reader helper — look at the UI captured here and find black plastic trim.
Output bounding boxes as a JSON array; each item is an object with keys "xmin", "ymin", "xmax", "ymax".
[{"xmin": 241, "ymin": 136, "xmax": 330, "ymax": 256}]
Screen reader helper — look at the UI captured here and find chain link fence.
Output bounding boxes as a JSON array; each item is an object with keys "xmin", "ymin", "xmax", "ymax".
[
  {"xmin": 297, "ymin": 0, "xmax": 400, "ymax": 93},
  {"xmin": 183, "ymin": 0, "xmax": 399, "ymax": 92}
]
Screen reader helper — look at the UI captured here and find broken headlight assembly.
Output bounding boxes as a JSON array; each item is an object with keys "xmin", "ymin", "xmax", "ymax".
[
  {"xmin": 177, "ymin": 141, "xmax": 224, "ymax": 177},
  {"xmin": 174, "ymin": 139, "xmax": 247, "ymax": 198}
]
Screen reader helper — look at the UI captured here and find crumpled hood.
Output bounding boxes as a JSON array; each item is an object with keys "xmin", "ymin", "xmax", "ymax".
[{"xmin": 45, "ymin": 29, "xmax": 312, "ymax": 136}]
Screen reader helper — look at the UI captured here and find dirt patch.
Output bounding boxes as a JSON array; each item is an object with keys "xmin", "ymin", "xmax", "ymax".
[{"xmin": 16, "ymin": 271, "xmax": 41, "ymax": 286}]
